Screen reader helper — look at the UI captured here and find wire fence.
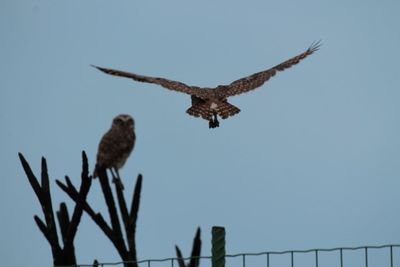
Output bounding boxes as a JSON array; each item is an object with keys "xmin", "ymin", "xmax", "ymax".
[{"xmin": 68, "ymin": 244, "xmax": 400, "ymax": 267}]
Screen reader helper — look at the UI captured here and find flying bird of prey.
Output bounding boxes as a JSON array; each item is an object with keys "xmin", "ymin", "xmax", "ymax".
[
  {"xmin": 93, "ymin": 114, "xmax": 136, "ymax": 190},
  {"xmin": 92, "ymin": 41, "xmax": 320, "ymax": 128}
]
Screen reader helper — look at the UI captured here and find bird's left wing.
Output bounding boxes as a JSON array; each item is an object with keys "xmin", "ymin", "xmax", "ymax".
[
  {"xmin": 215, "ymin": 41, "xmax": 321, "ymax": 98},
  {"xmin": 92, "ymin": 65, "xmax": 207, "ymax": 98}
]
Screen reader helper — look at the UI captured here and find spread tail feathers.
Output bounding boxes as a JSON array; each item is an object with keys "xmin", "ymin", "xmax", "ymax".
[
  {"xmin": 215, "ymin": 101, "xmax": 241, "ymax": 119},
  {"xmin": 186, "ymin": 103, "xmax": 213, "ymax": 121},
  {"xmin": 186, "ymin": 101, "xmax": 240, "ymax": 121}
]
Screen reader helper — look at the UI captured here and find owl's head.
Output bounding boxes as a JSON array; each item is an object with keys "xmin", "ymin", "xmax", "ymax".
[{"xmin": 112, "ymin": 114, "xmax": 135, "ymax": 129}]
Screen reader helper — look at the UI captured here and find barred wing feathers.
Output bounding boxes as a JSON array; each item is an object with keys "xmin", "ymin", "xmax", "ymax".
[
  {"xmin": 92, "ymin": 65, "xmax": 208, "ymax": 99},
  {"xmin": 92, "ymin": 42, "xmax": 320, "ymax": 100},
  {"xmin": 215, "ymin": 41, "xmax": 321, "ymax": 97}
]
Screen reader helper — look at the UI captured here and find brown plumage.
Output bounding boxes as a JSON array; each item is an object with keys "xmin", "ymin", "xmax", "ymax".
[
  {"xmin": 92, "ymin": 41, "xmax": 320, "ymax": 128},
  {"xmin": 93, "ymin": 114, "xmax": 136, "ymax": 189}
]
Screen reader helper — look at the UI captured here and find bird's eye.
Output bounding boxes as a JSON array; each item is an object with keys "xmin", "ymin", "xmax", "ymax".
[{"xmin": 114, "ymin": 118, "xmax": 124, "ymax": 125}]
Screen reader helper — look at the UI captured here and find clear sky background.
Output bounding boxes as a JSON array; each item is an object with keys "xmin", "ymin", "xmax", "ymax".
[{"xmin": 1, "ymin": 0, "xmax": 400, "ymax": 266}]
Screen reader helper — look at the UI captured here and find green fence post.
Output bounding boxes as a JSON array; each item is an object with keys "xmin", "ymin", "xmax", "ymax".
[{"xmin": 212, "ymin": 226, "xmax": 226, "ymax": 267}]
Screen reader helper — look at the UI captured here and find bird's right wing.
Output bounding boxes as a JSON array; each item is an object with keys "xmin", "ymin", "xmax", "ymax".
[{"xmin": 92, "ymin": 65, "xmax": 207, "ymax": 98}]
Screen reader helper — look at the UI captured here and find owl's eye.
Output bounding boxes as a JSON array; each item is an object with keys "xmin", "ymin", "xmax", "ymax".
[{"xmin": 113, "ymin": 118, "xmax": 124, "ymax": 125}]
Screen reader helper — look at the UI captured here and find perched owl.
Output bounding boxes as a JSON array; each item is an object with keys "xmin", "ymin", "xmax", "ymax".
[
  {"xmin": 92, "ymin": 41, "xmax": 320, "ymax": 128},
  {"xmin": 93, "ymin": 114, "xmax": 136, "ymax": 189}
]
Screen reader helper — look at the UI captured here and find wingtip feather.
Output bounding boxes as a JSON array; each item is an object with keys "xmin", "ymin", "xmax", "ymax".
[
  {"xmin": 308, "ymin": 40, "xmax": 322, "ymax": 53},
  {"xmin": 90, "ymin": 64, "xmax": 107, "ymax": 73}
]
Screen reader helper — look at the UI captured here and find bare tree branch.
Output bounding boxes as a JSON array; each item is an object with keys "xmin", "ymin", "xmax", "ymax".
[
  {"xmin": 19, "ymin": 151, "xmax": 92, "ymax": 266},
  {"xmin": 20, "ymin": 151, "xmax": 160, "ymax": 267},
  {"xmin": 189, "ymin": 228, "xmax": 201, "ymax": 267},
  {"xmin": 59, "ymin": 163, "xmax": 142, "ymax": 266},
  {"xmin": 96, "ymin": 166, "xmax": 127, "ymax": 258},
  {"xmin": 34, "ymin": 215, "xmax": 51, "ymax": 243},
  {"xmin": 175, "ymin": 228, "xmax": 202, "ymax": 267},
  {"xmin": 56, "ymin": 203, "xmax": 70, "ymax": 244},
  {"xmin": 115, "ymin": 183, "xmax": 130, "ymax": 246},
  {"xmin": 56, "ymin": 174, "xmax": 116, "ymax": 246},
  {"xmin": 64, "ymin": 151, "xmax": 92, "ymax": 250},
  {"xmin": 175, "ymin": 246, "xmax": 186, "ymax": 267}
]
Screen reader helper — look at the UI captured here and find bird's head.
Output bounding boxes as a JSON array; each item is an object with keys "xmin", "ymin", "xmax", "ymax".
[{"xmin": 112, "ymin": 114, "xmax": 135, "ymax": 129}]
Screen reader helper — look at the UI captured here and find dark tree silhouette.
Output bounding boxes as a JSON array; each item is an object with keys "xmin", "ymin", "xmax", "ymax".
[
  {"xmin": 175, "ymin": 228, "xmax": 202, "ymax": 267},
  {"xmin": 57, "ymin": 164, "xmax": 142, "ymax": 267},
  {"xmin": 18, "ymin": 151, "xmax": 92, "ymax": 267},
  {"xmin": 20, "ymin": 151, "xmax": 203, "ymax": 267}
]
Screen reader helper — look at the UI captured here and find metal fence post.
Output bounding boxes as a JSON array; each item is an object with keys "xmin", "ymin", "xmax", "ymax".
[{"xmin": 212, "ymin": 226, "xmax": 226, "ymax": 267}]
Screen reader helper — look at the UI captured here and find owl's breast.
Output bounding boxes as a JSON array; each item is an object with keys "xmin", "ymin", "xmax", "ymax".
[{"xmin": 116, "ymin": 152, "xmax": 130, "ymax": 169}]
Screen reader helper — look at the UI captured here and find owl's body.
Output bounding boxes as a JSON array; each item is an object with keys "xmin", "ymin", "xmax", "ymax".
[
  {"xmin": 93, "ymin": 42, "xmax": 320, "ymax": 128},
  {"xmin": 93, "ymin": 114, "xmax": 135, "ymax": 188}
]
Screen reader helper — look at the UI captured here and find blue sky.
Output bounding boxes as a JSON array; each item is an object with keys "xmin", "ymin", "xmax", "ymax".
[{"xmin": 1, "ymin": 0, "xmax": 400, "ymax": 266}]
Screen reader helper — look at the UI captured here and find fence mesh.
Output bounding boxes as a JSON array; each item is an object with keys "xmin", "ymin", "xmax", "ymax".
[{"xmin": 65, "ymin": 244, "xmax": 400, "ymax": 267}]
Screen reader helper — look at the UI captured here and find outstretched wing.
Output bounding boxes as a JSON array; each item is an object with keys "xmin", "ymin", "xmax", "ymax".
[
  {"xmin": 92, "ymin": 65, "xmax": 208, "ymax": 98},
  {"xmin": 215, "ymin": 41, "xmax": 321, "ymax": 97}
]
